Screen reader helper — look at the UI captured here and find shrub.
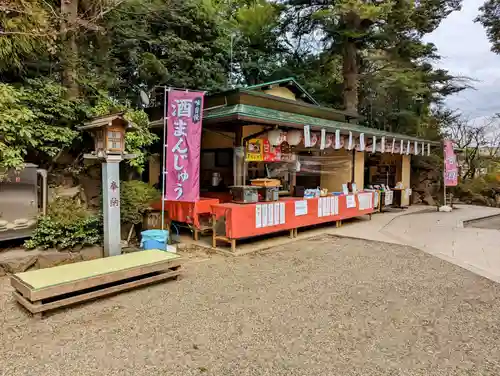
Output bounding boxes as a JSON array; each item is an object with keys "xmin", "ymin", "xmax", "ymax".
[
  {"xmin": 120, "ymin": 180, "xmax": 160, "ymax": 225},
  {"xmin": 25, "ymin": 197, "xmax": 102, "ymax": 250}
]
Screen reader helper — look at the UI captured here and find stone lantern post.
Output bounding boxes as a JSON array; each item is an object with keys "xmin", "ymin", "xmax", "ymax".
[{"xmin": 78, "ymin": 112, "xmax": 136, "ymax": 257}]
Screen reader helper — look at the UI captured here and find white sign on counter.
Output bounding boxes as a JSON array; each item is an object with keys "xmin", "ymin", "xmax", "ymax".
[
  {"xmin": 257, "ymin": 203, "xmax": 286, "ymax": 228},
  {"xmin": 255, "ymin": 205, "xmax": 262, "ymax": 228},
  {"xmin": 267, "ymin": 203, "xmax": 274, "ymax": 226},
  {"xmin": 358, "ymin": 192, "xmax": 373, "ymax": 210},
  {"xmin": 317, "ymin": 196, "xmax": 339, "ymax": 217},
  {"xmin": 295, "ymin": 200, "xmax": 308, "ymax": 216},
  {"xmin": 346, "ymin": 195, "xmax": 357, "ymax": 208},
  {"xmin": 385, "ymin": 190, "xmax": 394, "ymax": 205}
]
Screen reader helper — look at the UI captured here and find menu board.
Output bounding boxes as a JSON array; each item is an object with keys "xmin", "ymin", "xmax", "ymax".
[
  {"xmin": 246, "ymin": 138, "xmax": 263, "ymax": 161},
  {"xmin": 255, "ymin": 203, "xmax": 286, "ymax": 228},
  {"xmin": 318, "ymin": 196, "xmax": 339, "ymax": 218},
  {"xmin": 346, "ymin": 195, "xmax": 357, "ymax": 208},
  {"xmin": 358, "ymin": 192, "xmax": 373, "ymax": 210}
]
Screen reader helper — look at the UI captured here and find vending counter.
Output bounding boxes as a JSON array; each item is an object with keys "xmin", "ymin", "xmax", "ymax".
[
  {"xmin": 150, "ymin": 197, "xmax": 220, "ymax": 240},
  {"xmin": 211, "ymin": 192, "xmax": 375, "ymax": 252}
]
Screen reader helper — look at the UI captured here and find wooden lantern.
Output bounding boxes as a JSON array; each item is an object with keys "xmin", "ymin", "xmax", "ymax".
[{"xmin": 78, "ymin": 112, "xmax": 135, "ymax": 158}]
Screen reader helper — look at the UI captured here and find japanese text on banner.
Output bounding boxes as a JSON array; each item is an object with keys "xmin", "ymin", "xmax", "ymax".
[
  {"xmin": 443, "ymin": 140, "xmax": 458, "ymax": 187},
  {"xmin": 166, "ymin": 90, "xmax": 204, "ymax": 201}
]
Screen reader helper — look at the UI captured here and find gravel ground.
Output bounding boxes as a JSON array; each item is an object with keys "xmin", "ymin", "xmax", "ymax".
[{"xmin": 2, "ymin": 236, "xmax": 500, "ymax": 376}]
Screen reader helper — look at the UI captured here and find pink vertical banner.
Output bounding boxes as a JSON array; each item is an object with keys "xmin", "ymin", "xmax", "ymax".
[
  {"xmin": 165, "ymin": 90, "xmax": 204, "ymax": 201},
  {"xmin": 443, "ymin": 139, "xmax": 458, "ymax": 186}
]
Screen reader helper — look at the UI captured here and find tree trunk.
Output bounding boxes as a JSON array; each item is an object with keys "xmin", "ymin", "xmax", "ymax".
[
  {"xmin": 61, "ymin": 0, "xmax": 79, "ymax": 99},
  {"xmin": 342, "ymin": 12, "xmax": 360, "ymax": 115}
]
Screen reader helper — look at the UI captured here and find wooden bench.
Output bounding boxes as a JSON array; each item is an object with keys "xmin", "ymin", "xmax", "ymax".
[{"xmin": 11, "ymin": 250, "xmax": 182, "ymax": 318}]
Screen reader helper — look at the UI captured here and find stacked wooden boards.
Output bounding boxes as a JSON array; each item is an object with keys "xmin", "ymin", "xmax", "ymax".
[{"xmin": 11, "ymin": 250, "xmax": 182, "ymax": 318}]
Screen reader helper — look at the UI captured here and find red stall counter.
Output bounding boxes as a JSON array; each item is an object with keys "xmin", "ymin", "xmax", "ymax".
[
  {"xmin": 150, "ymin": 197, "xmax": 220, "ymax": 240},
  {"xmin": 211, "ymin": 192, "xmax": 375, "ymax": 251}
]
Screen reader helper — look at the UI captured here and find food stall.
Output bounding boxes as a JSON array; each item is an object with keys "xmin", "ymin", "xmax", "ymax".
[
  {"xmin": 211, "ymin": 128, "xmax": 377, "ymax": 252},
  {"xmin": 146, "ymin": 78, "xmax": 437, "ymax": 249}
]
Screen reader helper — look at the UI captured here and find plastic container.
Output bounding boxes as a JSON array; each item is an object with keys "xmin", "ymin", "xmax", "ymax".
[{"xmin": 140, "ymin": 229, "xmax": 169, "ymax": 251}]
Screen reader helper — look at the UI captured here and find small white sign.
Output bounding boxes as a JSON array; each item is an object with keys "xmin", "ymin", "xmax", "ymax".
[
  {"xmin": 325, "ymin": 197, "xmax": 331, "ymax": 216},
  {"xmin": 262, "ymin": 205, "xmax": 268, "ymax": 227},
  {"xmin": 274, "ymin": 202, "xmax": 280, "ymax": 225},
  {"xmin": 304, "ymin": 125, "xmax": 311, "ymax": 147},
  {"xmin": 295, "ymin": 200, "xmax": 308, "ymax": 216},
  {"xmin": 358, "ymin": 192, "xmax": 373, "ymax": 210},
  {"xmin": 346, "ymin": 195, "xmax": 357, "ymax": 208},
  {"xmin": 342, "ymin": 184, "xmax": 349, "ymax": 195},
  {"xmin": 267, "ymin": 204, "xmax": 274, "ymax": 226},
  {"xmin": 318, "ymin": 198, "xmax": 323, "ymax": 217},
  {"xmin": 255, "ymin": 205, "xmax": 262, "ymax": 228},
  {"xmin": 280, "ymin": 202, "xmax": 286, "ymax": 224}
]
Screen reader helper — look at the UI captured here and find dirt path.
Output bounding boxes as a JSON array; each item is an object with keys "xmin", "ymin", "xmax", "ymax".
[{"xmin": 1, "ymin": 236, "xmax": 500, "ymax": 375}]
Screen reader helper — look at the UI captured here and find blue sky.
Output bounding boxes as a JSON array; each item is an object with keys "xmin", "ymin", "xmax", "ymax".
[{"xmin": 425, "ymin": 0, "xmax": 500, "ymax": 121}]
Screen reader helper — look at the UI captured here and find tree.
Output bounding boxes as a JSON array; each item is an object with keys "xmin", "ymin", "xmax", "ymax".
[
  {"xmin": 444, "ymin": 114, "xmax": 500, "ymax": 179},
  {"xmin": 0, "ymin": 79, "xmax": 82, "ymax": 170},
  {"xmin": 476, "ymin": 0, "xmax": 500, "ymax": 53}
]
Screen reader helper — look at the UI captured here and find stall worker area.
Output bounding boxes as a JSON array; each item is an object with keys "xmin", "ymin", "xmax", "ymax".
[{"xmin": 145, "ymin": 78, "xmax": 437, "ymax": 252}]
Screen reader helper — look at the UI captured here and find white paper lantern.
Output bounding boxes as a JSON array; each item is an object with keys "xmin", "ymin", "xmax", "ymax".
[
  {"xmin": 309, "ymin": 132, "xmax": 319, "ymax": 147},
  {"xmin": 267, "ymin": 129, "xmax": 283, "ymax": 146},
  {"xmin": 287, "ymin": 129, "xmax": 302, "ymax": 146},
  {"xmin": 325, "ymin": 133, "xmax": 334, "ymax": 148}
]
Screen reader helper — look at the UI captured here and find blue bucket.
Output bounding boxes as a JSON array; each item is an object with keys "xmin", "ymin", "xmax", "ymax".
[{"xmin": 140, "ymin": 230, "xmax": 169, "ymax": 251}]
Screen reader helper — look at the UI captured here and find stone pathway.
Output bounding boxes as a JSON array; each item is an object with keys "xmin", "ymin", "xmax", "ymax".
[{"xmin": 334, "ymin": 204, "xmax": 500, "ymax": 284}]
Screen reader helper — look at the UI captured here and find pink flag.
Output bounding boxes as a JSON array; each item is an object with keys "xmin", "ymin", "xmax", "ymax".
[
  {"xmin": 443, "ymin": 140, "xmax": 458, "ymax": 186},
  {"xmin": 165, "ymin": 90, "xmax": 204, "ymax": 201}
]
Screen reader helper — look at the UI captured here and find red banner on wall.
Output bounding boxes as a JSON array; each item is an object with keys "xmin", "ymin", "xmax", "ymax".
[{"xmin": 165, "ymin": 90, "xmax": 204, "ymax": 201}]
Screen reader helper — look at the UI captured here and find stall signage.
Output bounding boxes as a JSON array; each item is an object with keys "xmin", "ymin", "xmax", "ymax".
[
  {"xmin": 246, "ymin": 138, "xmax": 263, "ymax": 161},
  {"xmin": 318, "ymin": 196, "xmax": 339, "ymax": 217},
  {"xmin": 295, "ymin": 200, "xmax": 308, "ymax": 216},
  {"xmin": 444, "ymin": 139, "xmax": 458, "ymax": 186},
  {"xmin": 346, "ymin": 195, "xmax": 357, "ymax": 208},
  {"xmin": 165, "ymin": 89, "xmax": 204, "ymax": 201},
  {"xmin": 256, "ymin": 202, "xmax": 285, "ymax": 228},
  {"xmin": 263, "ymin": 139, "xmax": 282, "ymax": 162}
]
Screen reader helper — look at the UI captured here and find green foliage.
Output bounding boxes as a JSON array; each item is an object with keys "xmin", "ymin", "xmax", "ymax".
[
  {"xmin": 476, "ymin": 0, "xmax": 500, "ymax": 53},
  {"xmin": 85, "ymin": 93, "xmax": 159, "ymax": 172},
  {"xmin": 120, "ymin": 180, "xmax": 160, "ymax": 225},
  {"xmin": 0, "ymin": 79, "xmax": 82, "ymax": 170},
  {"xmin": 0, "ymin": 0, "xmax": 56, "ymax": 73},
  {"xmin": 25, "ymin": 197, "xmax": 102, "ymax": 250}
]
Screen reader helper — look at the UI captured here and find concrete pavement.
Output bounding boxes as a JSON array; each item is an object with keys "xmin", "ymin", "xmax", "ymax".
[{"xmin": 334, "ymin": 205, "xmax": 500, "ymax": 284}]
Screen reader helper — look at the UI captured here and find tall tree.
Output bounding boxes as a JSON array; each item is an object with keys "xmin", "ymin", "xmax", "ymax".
[{"xmin": 476, "ymin": 0, "xmax": 500, "ymax": 53}]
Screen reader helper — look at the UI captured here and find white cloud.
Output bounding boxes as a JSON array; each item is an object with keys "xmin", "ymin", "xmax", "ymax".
[{"xmin": 424, "ymin": 0, "xmax": 500, "ymax": 119}]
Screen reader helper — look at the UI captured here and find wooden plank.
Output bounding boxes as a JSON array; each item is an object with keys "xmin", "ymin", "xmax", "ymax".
[
  {"xmin": 13, "ymin": 268, "xmax": 181, "ymax": 316},
  {"xmin": 10, "ymin": 276, "xmax": 32, "ymax": 299},
  {"xmin": 15, "ymin": 250, "xmax": 180, "ymax": 290},
  {"xmin": 14, "ymin": 259, "xmax": 182, "ymax": 302}
]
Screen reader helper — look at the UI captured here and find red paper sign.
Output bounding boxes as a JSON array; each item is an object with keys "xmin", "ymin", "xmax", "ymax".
[
  {"xmin": 165, "ymin": 90, "xmax": 204, "ymax": 201},
  {"xmin": 263, "ymin": 139, "xmax": 281, "ymax": 162}
]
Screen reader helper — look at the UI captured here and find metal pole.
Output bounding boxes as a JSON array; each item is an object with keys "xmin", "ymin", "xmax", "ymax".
[
  {"xmin": 161, "ymin": 86, "xmax": 167, "ymax": 230},
  {"xmin": 443, "ymin": 170, "xmax": 447, "ymax": 207}
]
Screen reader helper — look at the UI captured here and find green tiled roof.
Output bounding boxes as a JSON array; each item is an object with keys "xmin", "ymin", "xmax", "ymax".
[{"xmin": 204, "ymin": 104, "xmax": 439, "ymax": 145}]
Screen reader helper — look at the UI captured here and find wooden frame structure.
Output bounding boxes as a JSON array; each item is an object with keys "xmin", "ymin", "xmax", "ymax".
[{"xmin": 11, "ymin": 250, "xmax": 182, "ymax": 318}]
